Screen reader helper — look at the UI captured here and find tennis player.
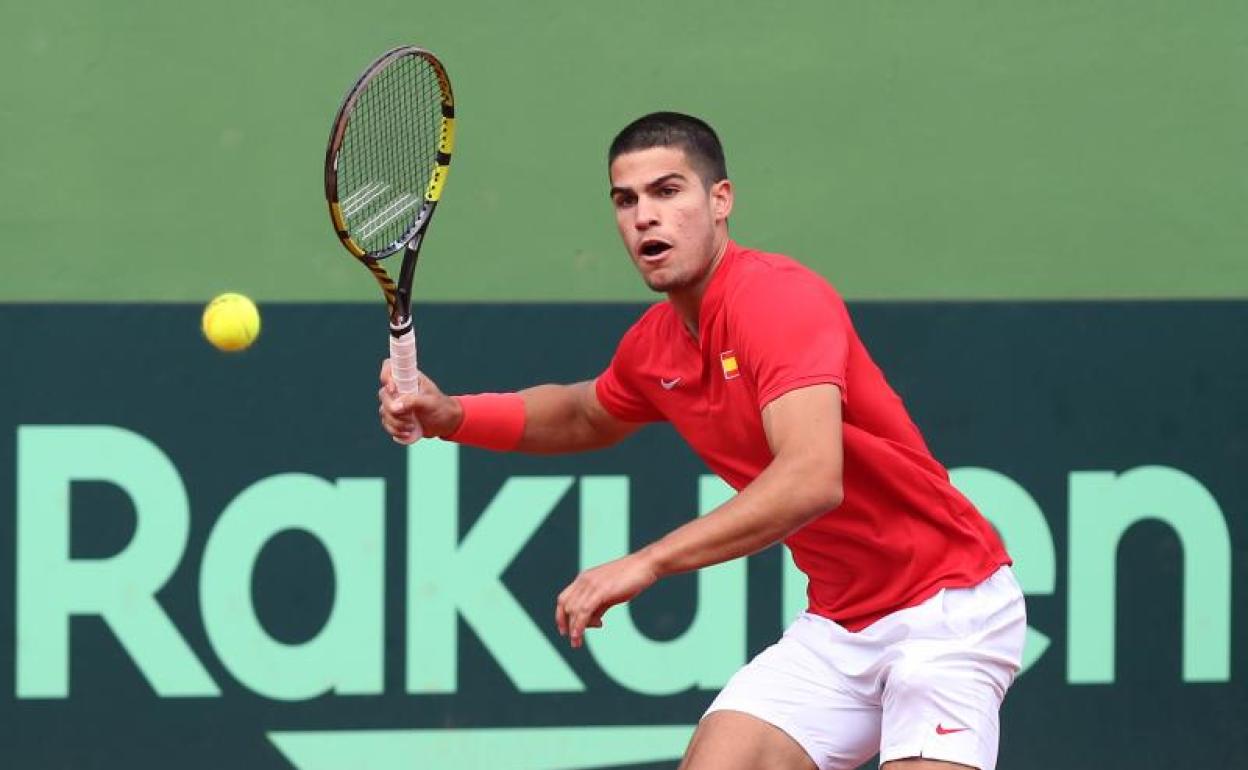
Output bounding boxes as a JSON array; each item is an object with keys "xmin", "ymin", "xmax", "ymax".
[{"xmin": 378, "ymin": 112, "xmax": 1025, "ymax": 770}]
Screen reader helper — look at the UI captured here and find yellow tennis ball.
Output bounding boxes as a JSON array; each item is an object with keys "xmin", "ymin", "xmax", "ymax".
[{"xmin": 202, "ymin": 293, "xmax": 261, "ymax": 352}]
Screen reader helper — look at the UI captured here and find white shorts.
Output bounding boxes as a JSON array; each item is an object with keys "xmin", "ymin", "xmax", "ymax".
[{"xmin": 705, "ymin": 566, "xmax": 1026, "ymax": 770}]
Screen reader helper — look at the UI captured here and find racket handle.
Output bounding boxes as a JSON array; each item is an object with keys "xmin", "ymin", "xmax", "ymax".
[{"xmin": 389, "ymin": 323, "xmax": 423, "ymax": 444}]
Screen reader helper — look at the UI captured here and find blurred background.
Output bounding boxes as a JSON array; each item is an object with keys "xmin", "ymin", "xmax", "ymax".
[{"xmin": 1, "ymin": 1, "xmax": 1244, "ymax": 768}]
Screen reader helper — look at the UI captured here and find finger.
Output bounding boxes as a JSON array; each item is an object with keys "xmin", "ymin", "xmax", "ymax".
[
  {"xmin": 388, "ymin": 422, "xmax": 418, "ymax": 442},
  {"xmin": 378, "ymin": 402, "xmax": 405, "ymax": 428},
  {"xmin": 558, "ymin": 598, "xmax": 581, "ymax": 640},
  {"xmin": 554, "ymin": 600, "xmax": 567, "ymax": 638},
  {"xmin": 383, "ymin": 422, "xmax": 413, "ymax": 443},
  {"xmin": 383, "ymin": 414, "xmax": 411, "ymax": 433},
  {"xmin": 571, "ymin": 611, "xmax": 589, "ymax": 647},
  {"xmin": 557, "ymin": 580, "xmax": 591, "ymax": 641},
  {"xmin": 380, "ymin": 359, "xmax": 393, "ymax": 385},
  {"xmin": 390, "ymin": 393, "xmax": 420, "ymax": 415},
  {"xmin": 555, "ymin": 584, "xmax": 575, "ymax": 637},
  {"xmin": 387, "ymin": 393, "xmax": 427, "ymax": 419},
  {"xmin": 379, "ymin": 410, "xmax": 416, "ymax": 441},
  {"xmin": 569, "ymin": 596, "xmax": 599, "ymax": 648},
  {"xmin": 379, "ymin": 388, "xmax": 408, "ymax": 421},
  {"xmin": 384, "ymin": 396, "xmax": 408, "ymax": 418}
]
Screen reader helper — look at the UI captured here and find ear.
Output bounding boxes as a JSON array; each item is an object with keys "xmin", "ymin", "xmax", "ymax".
[{"xmin": 710, "ymin": 179, "xmax": 734, "ymax": 222}]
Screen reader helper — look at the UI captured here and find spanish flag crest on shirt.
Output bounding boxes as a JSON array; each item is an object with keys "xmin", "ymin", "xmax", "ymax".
[{"xmin": 720, "ymin": 350, "xmax": 739, "ymax": 380}]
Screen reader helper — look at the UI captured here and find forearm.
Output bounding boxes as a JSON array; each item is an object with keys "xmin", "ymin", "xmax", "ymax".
[
  {"xmin": 640, "ymin": 456, "xmax": 842, "ymax": 577},
  {"xmin": 515, "ymin": 381, "xmax": 635, "ymax": 454}
]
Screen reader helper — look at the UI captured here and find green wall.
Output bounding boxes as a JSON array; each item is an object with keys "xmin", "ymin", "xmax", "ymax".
[{"xmin": 3, "ymin": 0, "xmax": 1245, "ymax": 301}]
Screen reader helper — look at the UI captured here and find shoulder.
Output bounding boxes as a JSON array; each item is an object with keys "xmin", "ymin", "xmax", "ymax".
[
  {"xmin": 614, "ymin": 301, "xmax": 676, "ymax": 356},
  {"xmin": 724, "ymin": 246, "xmax": 844, "ymax": 310},
  {"xmin": 625, "ymin": 301, "xmax": 675, "ymax": 336}
]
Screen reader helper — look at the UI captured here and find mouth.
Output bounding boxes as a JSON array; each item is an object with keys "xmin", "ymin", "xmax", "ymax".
[{"xmin": 638, "ymin": 238, "xmax": 673, "ymax": 262}]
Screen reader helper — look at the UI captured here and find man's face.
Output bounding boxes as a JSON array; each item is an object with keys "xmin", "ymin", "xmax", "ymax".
[{"xmin": 608, "ymin": 146, "xmax": 733, "ymax": 294}]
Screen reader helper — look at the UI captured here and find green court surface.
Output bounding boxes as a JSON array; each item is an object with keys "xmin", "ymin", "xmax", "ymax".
[{"xmin": 2, "ymin": 0, "xmax": 1244, "ymax": 301}]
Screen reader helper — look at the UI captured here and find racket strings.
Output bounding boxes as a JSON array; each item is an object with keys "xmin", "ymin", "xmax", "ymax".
[{"xmin": 338, "ymin": 54, "xmax": 445, "ymax": 255}]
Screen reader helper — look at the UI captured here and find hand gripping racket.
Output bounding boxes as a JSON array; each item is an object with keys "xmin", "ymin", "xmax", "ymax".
[{"xmin": 324, "ymin": 46, "xmax": 455, "ymax": 439}]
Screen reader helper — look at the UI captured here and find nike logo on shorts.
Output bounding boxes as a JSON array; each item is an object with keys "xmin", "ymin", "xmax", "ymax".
[{"xmin": 660, "ymin": 377, "xmax": 681, "ymax": 390}]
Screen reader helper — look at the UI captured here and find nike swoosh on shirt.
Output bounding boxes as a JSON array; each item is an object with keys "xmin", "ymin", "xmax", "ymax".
[
  {"xmin": 935, "ymin": 724, "xmax": 970, "ymax": 735},
  {"xmin": 660, "ymin": 378, "xmax": 681, "ymax": 390}
]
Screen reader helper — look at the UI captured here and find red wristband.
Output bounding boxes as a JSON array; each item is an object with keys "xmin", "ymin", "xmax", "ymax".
[{"xmin": 447, "ymin": 393, "xmax": 526, "ymax": 451}]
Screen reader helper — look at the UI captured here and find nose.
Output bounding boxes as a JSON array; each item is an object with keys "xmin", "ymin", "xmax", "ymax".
[{"xmin": 633, "ymin": 196, "xmax": 659, "ymax": 230}]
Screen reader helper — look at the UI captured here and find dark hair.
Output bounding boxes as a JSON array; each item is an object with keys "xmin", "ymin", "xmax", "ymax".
[{"xmin": 608, "ymin": 112, "xmax": 728, "ymax": 186}]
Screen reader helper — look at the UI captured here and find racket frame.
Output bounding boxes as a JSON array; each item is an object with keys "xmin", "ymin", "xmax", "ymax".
[{"xmin": 323, "ymin": 45, "xmax": 456, "ymax": 335}]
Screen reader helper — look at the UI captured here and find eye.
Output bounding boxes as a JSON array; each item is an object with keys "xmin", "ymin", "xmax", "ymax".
[
  {"xmin": 612, "ymin": 194, "xmax": 636, "ymax": 209},
  {"xmin": 659, "ymin": 186, "xmax": 680, "ymax": 197}
]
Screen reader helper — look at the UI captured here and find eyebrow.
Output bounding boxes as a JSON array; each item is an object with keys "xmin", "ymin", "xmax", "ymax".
[{"xmin": 609, "ymin": 172, "xmax": 689, "ymax": 198}]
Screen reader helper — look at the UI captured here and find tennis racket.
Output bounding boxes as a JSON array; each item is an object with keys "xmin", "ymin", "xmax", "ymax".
[{"xmin": 324, "ymin": 45, "xmax": 455, "ymax": 440}]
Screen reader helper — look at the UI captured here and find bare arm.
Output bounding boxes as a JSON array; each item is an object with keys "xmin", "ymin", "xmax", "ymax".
[
  {"xmin": 514, "ymin": 380, "xmax": 641, "ymax": 453},
  {"xmin": 378, "ymin": 360, "xmax": 639, "ymax": 452},
  {"xmin": 640, "ymin": 383, "xmax": 843, "ymax": 572},
  {"xmin": 555, "ymin": 383, "xmax": 843, "ymax": 646}
]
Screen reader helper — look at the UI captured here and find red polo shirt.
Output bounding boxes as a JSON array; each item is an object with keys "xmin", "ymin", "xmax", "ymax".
[{"xmin": 595, "ymin": 240, "xmax": 1009, "ymax": 631}]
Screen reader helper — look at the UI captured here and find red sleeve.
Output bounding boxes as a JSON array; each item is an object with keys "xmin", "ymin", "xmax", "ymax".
[
  {"xmin": 594, "ymin": 322, "xmax": 665, "ymax": 423},
  {"xmin": 728, "ymin": 267, "xmax": 850, "ymax": 409}
]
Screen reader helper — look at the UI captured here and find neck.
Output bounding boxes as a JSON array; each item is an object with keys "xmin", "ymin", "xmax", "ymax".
[{"xmin": 668, "ymin": 233, "xmax": 729, "ymax": 339}]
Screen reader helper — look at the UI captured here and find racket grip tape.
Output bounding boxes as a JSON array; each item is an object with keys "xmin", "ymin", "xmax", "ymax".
[{"xmin": 388, "ymin": 324, "xmax": 423, "ymax": 444}]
